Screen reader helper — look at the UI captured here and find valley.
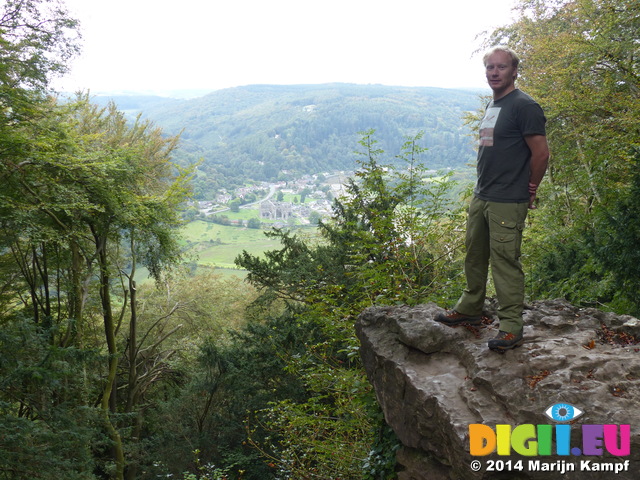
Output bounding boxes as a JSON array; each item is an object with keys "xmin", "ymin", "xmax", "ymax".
[
  {"xmin": 180, "ymin": 171, "xmax": 347, "ymax": 277},
  {"xmin": 91, "ymin": 84, "xmax": 485, "ymax": 281},
  {"xmin": 179, "ymin": 167, "xmax": 476, "ymax": 278}
]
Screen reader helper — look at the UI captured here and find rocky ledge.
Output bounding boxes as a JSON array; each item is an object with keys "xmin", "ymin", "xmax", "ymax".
[{"xmin": 355, "ymin": 299, "xmax": 640, "ymax": 479}]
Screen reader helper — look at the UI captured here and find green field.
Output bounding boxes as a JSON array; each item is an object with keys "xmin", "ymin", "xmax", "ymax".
[{"xmin": 180, "ymin": 220, "xmax": 318, "ymax": 277}]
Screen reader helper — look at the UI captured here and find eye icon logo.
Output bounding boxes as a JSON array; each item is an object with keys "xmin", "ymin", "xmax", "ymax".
[{"xmin": 544, "ymin": 403, "xmax": 584, "ymax": 423}]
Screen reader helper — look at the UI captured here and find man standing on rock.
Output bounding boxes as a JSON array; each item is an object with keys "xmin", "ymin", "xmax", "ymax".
[{"xmin": 436, "ymin": 46, "xmax": 550, "ymax": 352}]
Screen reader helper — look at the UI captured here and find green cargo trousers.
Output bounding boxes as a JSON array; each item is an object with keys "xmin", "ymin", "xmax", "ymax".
[{"xmin": 454, "ymin": 196, "xmax": 529, "ymax": 334}]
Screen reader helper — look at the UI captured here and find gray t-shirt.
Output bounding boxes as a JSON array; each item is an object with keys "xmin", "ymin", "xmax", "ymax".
[{"xmin": 474, "ymin": 89, "xmax": 547, "ymax": 203}]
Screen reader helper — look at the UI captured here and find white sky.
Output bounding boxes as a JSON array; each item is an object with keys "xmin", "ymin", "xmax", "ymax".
[{"xmin": 54, "ymin": 0, "xmax": 519, "ymax": 95}]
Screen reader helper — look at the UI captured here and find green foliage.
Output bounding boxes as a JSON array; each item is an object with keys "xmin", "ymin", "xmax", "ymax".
[
  {"xmin": 1, "ymin": 86, "xmax": 194, "ymax": 478},
  {"xmin": 0, "ymin": 319, "xmax": 103, "ymax": 479},
  {"xmin": 251, "ymin": 367, "xmax": 376, "ymax": 479},
  {"xmin": 527, "ymin": 230, "xmax": 610, "ymax": 307},
  {"xmin": 179, "ymin": 450, "xmax": 234, "ymax": 480},
  {"xmin": 234, "ymin": 130, "xmax": 467, "ymax": 478},
  {"xmin": 236, "ymin": 130, "xmax": 467, "ymax": 309},
  {"xmin": 145, "ymin": 311, "xmax": 315, "ymax": 480},
  {"xmin": 587, "ymin": 151, "xmax": 640, "ymax": 315},
  {"xmin": 308, "ymin": 210, "xmax": 321, "ymax": 225},
  {"xmin": 229, "ymin": 198, "xmax": 242, "ymax": 212},
  {"xmin": 0, "ymin": 0, "xmax": 81, "ymax": 90},
  {"xmin": 327, "ymin": 130, "xmax": 467, "ymax": 306},
  {"xmin": 247, "ymin": 217, "xmax": 261, "ymax": 229},
  {"xmin": 362, "ymin": 423, "xmax": 402, "ymax": 480}
]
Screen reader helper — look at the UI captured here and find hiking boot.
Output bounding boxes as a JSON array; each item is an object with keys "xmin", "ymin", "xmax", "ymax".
[
  {"xmin": 488, "ymin": 330, "xmax": 524, "ymax": 351},
  {"xmin": 435, "ymin": 310, "xmax": 482, "ymax": 327}
]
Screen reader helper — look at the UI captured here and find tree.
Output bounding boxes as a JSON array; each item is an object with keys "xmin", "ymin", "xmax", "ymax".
[
  {"xmin": 235, "ymin": 131, "xmax": 466, "ymax": 478},
  {"xmin": 299, "ymin": 187, "xmax": 311, "ymax": 203},
  {"xmin": 1, "ymin": 94, "xmax": 193, "ymax": 479},
  {"xmin": 308, "ymin": 210, "xmax": 321, "ymax": 225},
  {"xmin": 588, "ymin": 150, "xmax": 640, "ymax": 315},
  {"xmin": 69, "ymin": 98, "xmax": 191, "ymax": 479},
  {"xmin": 0, "ymin": 319, "xmax": 103, "ymax": 479},
  {"xmin": 119, "ymin": 270, "xmax": 260, "ymax": 479},
  {"xmin": 229, "ymin": 198, "xmax": 241, "ymax": 212},
  {"xmin": 1, "ymin": 0, "xmax": 82, "ymax": 254},
  {"xmin": 130, "ymin": 272, "xmax": 275, "ymax": 479},
  {"xmin": 247, "ymin": 217, "xmax": 261, "ymax": 229},
  {"xmin": 238, "ymin": 131, "xmax": 465, "ymax": 308},
  {"xmin": 1, "ymin": 0, "xmax": 83, "ymax": 342},
  {"xmin": 0, "ymin": 0, "xmax": 81, "ymax": 90}
]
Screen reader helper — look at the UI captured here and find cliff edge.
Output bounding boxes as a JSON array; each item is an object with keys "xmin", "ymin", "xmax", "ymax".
[{"xmin": 356, "ymin": 299, "xmax": 640, "ymax": 479}]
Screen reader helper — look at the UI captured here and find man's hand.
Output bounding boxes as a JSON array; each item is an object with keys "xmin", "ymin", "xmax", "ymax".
[
  {"xmin": 525, "ymin": 134, "xmax": 550, "ymax": 210},
  {"xmin": 529, "ymin": 182, "xmax": 538, "ymax": 209}
]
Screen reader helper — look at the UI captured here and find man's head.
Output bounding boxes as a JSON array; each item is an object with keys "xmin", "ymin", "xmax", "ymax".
[
  {"xmin": 483, "ymin": 46, "xmax": 520, "ymax": 69},
  {"xmin": 483, "ymin": 46, "xmax": 519, "ymax": 99}
]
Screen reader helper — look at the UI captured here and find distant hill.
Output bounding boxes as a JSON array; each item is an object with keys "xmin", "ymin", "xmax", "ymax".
[{"xmin": 93, "ymin": 84, "xmax": 486, "ymax": 199}]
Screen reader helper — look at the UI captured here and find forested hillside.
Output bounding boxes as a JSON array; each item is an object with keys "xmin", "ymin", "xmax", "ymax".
[
  {"xmin": 97, "ymin": 84, "xmax": 483, "ymax": 198},
  {"xmin": 1, "ymin": 1, "xmax": 639, "ymax": 480}
]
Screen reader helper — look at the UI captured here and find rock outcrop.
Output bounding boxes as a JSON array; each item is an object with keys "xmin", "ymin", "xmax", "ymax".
[{"xmin": 356, "ymin": 299, "xmax": 640, "ymax": 479}]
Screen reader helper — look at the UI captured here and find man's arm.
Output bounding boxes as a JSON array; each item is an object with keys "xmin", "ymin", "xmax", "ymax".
[{"xmin": 525, "ymin": 134, "xmax": 550, "ymax": 209}]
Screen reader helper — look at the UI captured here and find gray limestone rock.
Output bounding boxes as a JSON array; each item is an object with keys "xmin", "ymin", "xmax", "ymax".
[{"xmin": 356, "ymin": 299, "xmax": 640, "ymax": 479}]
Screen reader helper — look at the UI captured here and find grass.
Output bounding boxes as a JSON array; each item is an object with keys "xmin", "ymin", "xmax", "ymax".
[
  {"xmin": 214, "ymin": 207, "xmax": 261, "ymax": 221},
  {"xmin": 180, "ymin": 220, "xmax": 318, "ymax": 277}
]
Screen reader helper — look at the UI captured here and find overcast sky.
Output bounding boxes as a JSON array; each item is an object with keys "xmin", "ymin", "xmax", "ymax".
[{"xmin": 54, "ymin": 0, "xmax": 519, "ymax": 96}]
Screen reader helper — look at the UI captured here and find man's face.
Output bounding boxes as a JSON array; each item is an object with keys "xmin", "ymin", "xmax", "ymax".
[{"xmin": 485, "ymin": 51, "xmax": 517, "ymax": 96}]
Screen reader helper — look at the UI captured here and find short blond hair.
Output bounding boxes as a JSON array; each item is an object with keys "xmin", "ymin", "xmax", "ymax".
[{"xmin": 483, "ymin": 46, "xmax": 520, "ymax": 68}]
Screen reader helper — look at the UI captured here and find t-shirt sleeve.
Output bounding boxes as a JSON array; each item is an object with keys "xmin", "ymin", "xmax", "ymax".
[{"xmin": 517, "ymin": 102, "xmax": 546, "ymax": 137}]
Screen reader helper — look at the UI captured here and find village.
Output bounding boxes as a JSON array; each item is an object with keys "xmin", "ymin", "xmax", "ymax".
[{"xmin": 191, "ymin": 171, "xmax": 350, "ymax": 227}]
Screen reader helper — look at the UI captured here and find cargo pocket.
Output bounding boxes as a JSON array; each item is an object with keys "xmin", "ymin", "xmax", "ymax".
[{"xmin": 488, "ymin": 212, "xmax": 524, "ymax": 261}]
